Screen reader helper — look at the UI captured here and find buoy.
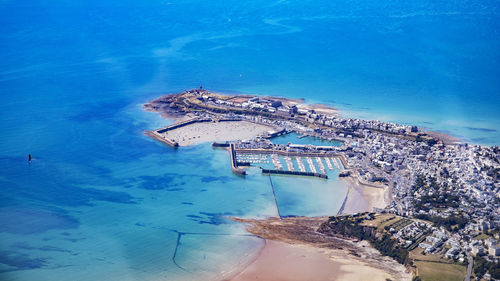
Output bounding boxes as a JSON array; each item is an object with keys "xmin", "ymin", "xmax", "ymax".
[{"xmin": 28, "ymin": 154, "xmax": 31, "ymax": 162}]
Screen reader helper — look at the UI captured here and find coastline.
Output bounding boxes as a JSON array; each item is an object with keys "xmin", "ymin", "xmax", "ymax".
[
  {"xmin": 339, "ymin": 176, "xmax": 388, "ymax": 215},
  {"xmin": 141, "ymin": 89, "xmax": 476, "ymax": 281},
  {"xmin": 156, "ymin": 120, "xmax": 274, "ymax": 147},
  {"xmin": 143, "ymin": 91, "xmax": 397, "ymax": 281},
  {"xmin": 228, "ymin": 216, "xmax": 411, "ymax": 281}
]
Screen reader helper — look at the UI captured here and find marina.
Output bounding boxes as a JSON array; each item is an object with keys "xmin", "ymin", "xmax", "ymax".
[
  {"xmin": 325, "ymin": 157, "xmax": 334, "ymax": 170},
  {"xmin": 271, "ymin": 154, "xmax": 283, "ymax": 170},
  {"xmin": 284, "ymin": 156, "xmax": 295, "ymax": 171},
  {"xmin": 212, "ymin": 140, "xmax": 347, "ymax": 179},
  {"xmin": 296, "ymin": 157, "xmax": 306, "ymax": 172},
  {"xmin": 316, "ymin": 157, "xmax": 326, "ymax": 174},
  {"xmin": 306, "ymin": 157, "xmax": 317, "ymax": 174}
]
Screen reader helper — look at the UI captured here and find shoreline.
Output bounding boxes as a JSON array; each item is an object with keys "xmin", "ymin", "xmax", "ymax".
[
  {"xmin": 228, "ymin": 216, "xmax": 412, "ymax": 281},
  {"xmin": 338, "ymin": 176, "xmax": 389, "ymax": 215},
  {"xmin": 155, "ymin": 120, "xmax": 275, "ymax": 147},
  {"xmin": 141, "ymin": 89, "xmax": 474, "ymax": 281}
]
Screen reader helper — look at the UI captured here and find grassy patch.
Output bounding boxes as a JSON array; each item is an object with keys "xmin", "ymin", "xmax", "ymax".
[
  {"xmin": 410, "ymin": 248, "xmax": 449, "ymax": 263},
  {"xmin": 360, "ymin": 214, "xmax": 395, "ymax": 229},
  {"xmin": 378, "ymin": 216, "xmax": 400, "ymax": 231},
  {"xmin": 474, "ymin": 233, "xmax": 490, "ymax": 240},
  {"xmin": 414, "ymin": 260, "xmax": 466, "ymax": 281}
]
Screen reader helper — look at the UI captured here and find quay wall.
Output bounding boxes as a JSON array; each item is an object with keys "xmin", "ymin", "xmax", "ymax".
[
  {"xmin": 156, "ymin": 118, "xmax": 211, "ymax": 133},
  {"xmin": 146, "ymin": 131, "xmax": 179, "ymax": 148},
  {"xmin": 229, "ymin": 144, "xmax": 246, "ymax": 175},
  {"xmin": 234, "ymin": 148, "xmax": 345, "ymax": 158},
  {"xmin": 212, "ymin": 142, "xmax": 230, "ymax": 147},
  {"xmin": 262, "ymin": 169, "xmax": 328, "ymax": 179}
]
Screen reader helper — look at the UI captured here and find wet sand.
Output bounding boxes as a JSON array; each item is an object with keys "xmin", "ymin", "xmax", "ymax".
[{"xmin": 228, "ymin": 217, "xmax": 411, "ymax": 281}]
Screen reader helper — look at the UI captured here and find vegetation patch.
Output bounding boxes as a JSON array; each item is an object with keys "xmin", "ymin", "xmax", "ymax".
[{"xmin": 413, "ymin": 260, "xmax": 465, "ymax": 281}]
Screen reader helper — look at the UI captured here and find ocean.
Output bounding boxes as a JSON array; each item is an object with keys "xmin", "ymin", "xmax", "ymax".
[{"xmin": 0, "ymin": 0, "xmax": 499, "ymax": 280}]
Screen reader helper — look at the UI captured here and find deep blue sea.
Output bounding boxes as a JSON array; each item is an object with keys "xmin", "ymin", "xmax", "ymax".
[{"xmin": 1, "ymin": 0, "xmax": 499, "ymax": 280}]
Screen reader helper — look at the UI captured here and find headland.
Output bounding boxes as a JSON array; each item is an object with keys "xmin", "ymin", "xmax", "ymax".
[{"xmin": 144, "ymin": 89, "xmax": 500, "ymax": 281}]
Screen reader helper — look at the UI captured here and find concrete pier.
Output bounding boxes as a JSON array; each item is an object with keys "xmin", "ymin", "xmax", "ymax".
[
  {"xmin": 325, "ymin": 157, "xmax": 334, "ymax": 170},
  {"xmin": 262, "ymin": 169, "xmax": 328, "ymax": 179},
  {"xmin": 306, "ymin": 157, "xmax": 317, "ymax": 173},
  {"xmin": 230, "ymin": 143, "xmax": 246, "ymax": 175},
  {"xmin": 316, "ymin": 157, "xmax": 326, "ymax": 174},
  {"xmin": 296, "ymin": 157, "xmax": 306, "ymax": 172},
  {"xmin": 146, "ymin": 131, "xmax": 179, "ymax": 148},
  {"xmin": 284, "ymin": 156, "xmax": 294, "ymax": 171}
]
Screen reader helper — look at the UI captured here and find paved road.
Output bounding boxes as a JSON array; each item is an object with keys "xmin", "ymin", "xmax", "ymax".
[{"xmin": 464, "ymin": 255, "xmax": 473, "ymax": 281}]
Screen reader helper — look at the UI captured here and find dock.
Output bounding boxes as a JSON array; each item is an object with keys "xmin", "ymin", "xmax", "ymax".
[
  {"xmin": 316, "ymin": 157, "xmax": 326, "ymax": 174},
  {"xmin": 296, "ymin": 157, "xmax": 306, "ymax": 172},
  {"xmin": 332, "ymin": 157, "xmax": 340, "ymax": 170},
  {"xmin": 325, "ymin": 157, "xmax": 334, "ymax": 170},
  {"xmin": 271, "ymin": 154, "xmax": 283, "ymax": 170},
  {"xmin": 262, "ymin": 169, "xmax": 327, "ymax": 179},
  {"xmin": 230, "ymin": 144, "xmax": 246, "ymax": 175},
  {"xmin": 306, "ymin": 157, "xmax": 317, "ymax": 173},
  {"xmin": 284, "ymin": 156, "xmax": 294, "ymax": 171},
  {"xmin": 146, "ymin": 131, "xmax": 179, "ymax": 148}
]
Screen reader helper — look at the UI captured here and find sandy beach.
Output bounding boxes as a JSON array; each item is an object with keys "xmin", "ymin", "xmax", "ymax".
[
  {"xmin": 338, "ymin": 176, "xmax": 389, "ymax": 215},
  {"xmin": 229, "ymin": 217, "xmax": 411, "ymax": 281},
  {"xmin": 160, "ymin": 121, "xmax": 274, "ymax": 146},
  {"xmin": 230, "ymin": 240, "xmax": 400, "ymax": 281}
]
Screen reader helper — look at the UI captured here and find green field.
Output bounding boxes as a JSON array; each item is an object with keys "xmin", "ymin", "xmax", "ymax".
[{"xmin": 414, "ymin": 260, "xmax": 466, "ymax": 281}]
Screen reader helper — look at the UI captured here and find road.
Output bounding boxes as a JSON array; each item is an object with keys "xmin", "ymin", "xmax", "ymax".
[{"xmin": 464, "ymin": 255, "xmax": 473, "ymax": 281}]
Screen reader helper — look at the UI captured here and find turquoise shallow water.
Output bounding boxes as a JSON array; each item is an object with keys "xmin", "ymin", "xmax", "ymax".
[{"xmin": 0, "ymin": 0, "xmax": 499, "ymax": 280}]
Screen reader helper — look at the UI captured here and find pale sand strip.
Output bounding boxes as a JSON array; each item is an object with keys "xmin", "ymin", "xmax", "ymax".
[
  {"xmin": 160, "ymin": 121, "xmax": 274, "ymax": 146},
  {"xmin": 228, "ymin": 217, "xmax": 411, "ymax": 281},
  {"xmin": 339, "ymin": 176, "xmax": 388, "ymax": 215},
  {"xmin": 230, "ymin": 240, "xmax": 396, "ymax": 281}
]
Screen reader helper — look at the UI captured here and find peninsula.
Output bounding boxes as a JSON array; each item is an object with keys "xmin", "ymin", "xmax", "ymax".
[{"xmin": 145, "ymin": 89, "xmax": 500, "ymax": 281}]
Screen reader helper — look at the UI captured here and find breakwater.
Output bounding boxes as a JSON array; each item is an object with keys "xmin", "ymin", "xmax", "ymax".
[
  {"xmin": 235, "ymin": 148, "xmax": 345, "ymax": 159},
  {"xmin": 230, "ymin": 143, "xmax": 246, "ymax": 175},
  {"xmin": 262, "ymin": 169, "xmax": 328, "ymax": 179},
  {"xmin": 150, "ymin": 117, "xmax": 212, "ymax": 148},
  {"xmin": 212, "ymin": 142, "xmax": 230, "ymax": 147},
  {"xmin": 146, "ymin": 131, "xmax": 179, "ymax": 147},
  {"xmin": 268, "ymin": 175, "xmax": 281, "ymax": 218},
  {"xmin": 156, "ymin": 117, "xmax": 211, "ymax": 133}
]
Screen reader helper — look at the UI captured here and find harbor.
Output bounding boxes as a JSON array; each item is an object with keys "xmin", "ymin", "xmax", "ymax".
[{"xmin": 227, "ymin": 144, "xmax": 347, "ymax": 179}]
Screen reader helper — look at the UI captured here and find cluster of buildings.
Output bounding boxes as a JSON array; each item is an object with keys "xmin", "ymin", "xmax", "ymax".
[{"xmin": 151, "ymin": 89, "xmax": 500, "ymax": 263}]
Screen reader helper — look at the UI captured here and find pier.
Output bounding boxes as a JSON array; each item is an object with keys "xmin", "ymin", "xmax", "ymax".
[
  {"xmin": 284, "ymin": 156, "xmax": 294, "ymax": 171},
  {"xmin": 262, "ymin": 169, "xmax": 328, "ymax": 179},
  {"xmin": 316, "ymin": 157, "xmax": 326, "ymax": 174},
  {"xmin": 325, "ymin": 157, "xmax": 333, "ymax": 170},
  {"xmin": 226, "ymin": 146, "xmax": 347, "ymax": 176},
  {"xmin": 156, "ymin": 117, "xmax": 211, "ymax": 133},
  {"xmin": 229, "ymin": 143, "xmax": 246, "ymax": 175},
  {"xmin": 268, "ymin": 175, "xmax": 282, "ymax": 218},
  {"xmin": 296, "ymin": 157, "xmax": 306, "ymax": 172},
  {"xmin": 306, "ymin": 157, "xmax": 317, "ymax": 173},
  {"xmin": 212, "ymin": 142, "xmax": 229, "ymax": 147},
  {"xmin": 271, "ymin": 154, "xmax": 283, "ymax": 170},
  {"xmin": 146, "ymin": 131, "xmax": 179, "ymax": 147}
]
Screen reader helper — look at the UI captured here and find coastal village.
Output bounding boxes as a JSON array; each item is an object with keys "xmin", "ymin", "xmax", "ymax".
[{"xmin": 145, "ymin": 89, "xmax": 500, "ymax": 281}]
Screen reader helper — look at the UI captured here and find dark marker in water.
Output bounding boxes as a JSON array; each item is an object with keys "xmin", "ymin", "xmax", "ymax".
[{"xmin": 28, "ymin": 154, "xmax": 31, "ymax": 162}]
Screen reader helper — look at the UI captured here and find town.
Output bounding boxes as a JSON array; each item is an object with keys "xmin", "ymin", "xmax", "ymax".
[{"xmin": 145, "ymin": 89, "xmax": 500, "ymax": 280}]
